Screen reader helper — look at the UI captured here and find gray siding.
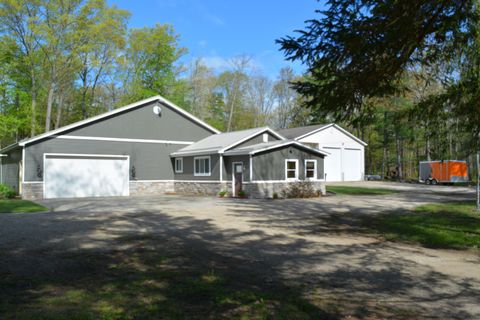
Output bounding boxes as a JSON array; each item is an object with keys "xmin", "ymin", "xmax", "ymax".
[
  {"xmin": 252, "ymin": 146, "xmax": 324, "ymax": 181},
  {"xmin": 223, "ymin": 155, "xmax": 250, "ymax": 181},
  {"xmin": 234, "ymin": 132, "xmax": 280, "ymax": 149},
  {"xmin": 173, "ymin": 154, "xmax": 220, "ymax": 181},
  {"xmin": 1, "ymin": 148, "xmax": 21, "ymax": 192},
  {"xmin": 63, "ymin": 101, "xmax": 215, "ymax": 141},
  {"xmin": 24, "ymin": 138, "xmax": 181, "ymax": 181}
]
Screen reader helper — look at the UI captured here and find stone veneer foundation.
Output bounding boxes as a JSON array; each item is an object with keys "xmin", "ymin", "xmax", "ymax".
[
  {"xmin": 173, "ymin": 181, "xmax": 230, "ymax": 196},
  {"xmin": 129, "ymin": 180, "xmax": 174, "ymax": 196},
  {"xmin": 22, "ymin": 180, "xmax": 175, "ymax": 200},
  {"xmin": 22, "ymin": 180, "xmax": 325, "ymax": 200},
  {"xmin": 21, "ymin": 182, "xmax": 44, "ymax": 200},
  {"xmin": 243, "ymin": 181, "xmax": 326, "ymax": 198}
]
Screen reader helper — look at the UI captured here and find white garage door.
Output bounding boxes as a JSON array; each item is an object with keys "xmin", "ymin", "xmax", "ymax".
[
  {"xmin": 343, "ymin": 148, "xmax": 362, "ymax": 181},
  {"xmin": 44, "ymin": 154, "xmax": 129, "ymax": 199},
  {"xmin": 323, "ymin": 147, "xmax": 342, "ymax": 181}
]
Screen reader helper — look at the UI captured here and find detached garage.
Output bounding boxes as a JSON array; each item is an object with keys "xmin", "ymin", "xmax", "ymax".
[{"xmin": 279, "ymin": 124, "xmax": 367, "ymax": 182}]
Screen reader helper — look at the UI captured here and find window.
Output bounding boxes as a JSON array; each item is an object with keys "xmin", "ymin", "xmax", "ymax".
[
  {"xmin": 175, "ymin": 158, "xmax": 183, "ymax": 173},
  {"xmin": 262, "ymin": 133, "xmax": 269, "ymax": 142},
  {"xmin": 305, "ymin": 160, "xmax": 317, "ymax": 180},
  {"xmin": 194, "ymin": 156, "xmax": 211, "ymax": 176},
  {"xmin": 285, "ymin": 159, "xmax": 298, "ymax": 180}
]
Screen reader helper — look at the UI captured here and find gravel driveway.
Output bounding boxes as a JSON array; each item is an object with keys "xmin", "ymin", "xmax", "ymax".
[{"xmin": 1, "ymin": 182, "xmax": 479, "ymax": 319}]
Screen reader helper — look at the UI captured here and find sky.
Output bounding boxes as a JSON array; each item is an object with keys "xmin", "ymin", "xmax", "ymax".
[{"xmin": 109, "ymin": 0, "xmax": 324, "ymax": 78}]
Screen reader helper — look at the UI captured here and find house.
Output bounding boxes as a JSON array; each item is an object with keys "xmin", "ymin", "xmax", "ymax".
[
  {"xmin": 279, "ymin": 124, "xmax": 367, "ymax": 182},
  {"xmin": 0, "ymin": 95, "xmax": 328, "ymax": 199},
  {"xmin": 0, "ymin": 96, "xmax": 219, "ymax": 199},
  {"xmin": 171, "ymin": 127, "xmax": 328, "ymax": 198}
]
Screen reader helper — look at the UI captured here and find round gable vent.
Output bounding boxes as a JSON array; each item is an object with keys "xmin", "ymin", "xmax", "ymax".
[{"xmin": 153, "ymin": 105, "xmax": 162, "ymax": 116}]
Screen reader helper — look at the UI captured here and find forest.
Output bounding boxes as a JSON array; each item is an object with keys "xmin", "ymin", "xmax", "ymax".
[{"xmin": 1, "ymin": 0, "xmax": 479, "ymax": 180}]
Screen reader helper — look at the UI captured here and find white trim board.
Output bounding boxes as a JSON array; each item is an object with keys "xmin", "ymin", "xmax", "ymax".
[
  {"xmin": 55, "ymin": 135, "xmax": 194, "ymax": 145},
  {"xmin": 224, "ymin": 140, "xmax": 330, "ymax": 157},
  {"xmin": 219, "ymin": 127, "xmax": 286, "ymax": 153},
  {"xmin": 295, "ymin": 124, "xmax": 368, "ymax": 146},
  {"xmin": 19, "ymin": 95, "xmax": 220, "ymax": 147},
  {"xmin": 44, "ymin": 153, "xmax": 129, "ymax": 159}
]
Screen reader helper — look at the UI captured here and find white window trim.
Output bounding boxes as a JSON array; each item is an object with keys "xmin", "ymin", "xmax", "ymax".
[
  {"xmin": 175, "ymin": 158, "xmax": 183, "ymax": 173},
  {"xmin": 285, "ymin": 159, "xmax": 299, "ymax": 181},
  {"xmin": 305, "ymin": 159, "xmax": 317, "ymax": 180},
  {"xmin": 194, "ymin": 156, "xmax": 211, "ymax": 176}
]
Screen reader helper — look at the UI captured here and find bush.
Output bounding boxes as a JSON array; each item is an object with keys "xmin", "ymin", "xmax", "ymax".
[
  {"xmin": 238, "ymin": 190, "xmax": 247, "ymax": 198},
  {"xmin": 0, "ymin": 184, "xmax": 16, "ymax": 199},
  {"xmin": 284, "ymin": 181, "xmax": 317, "ymax": 198},
  {"xmin": 272, "ymin": 192, "xmax": 279, "ymax": 199},
  {"xmin": 218, "ymin": 190, "xmax": 227, "ymax": 197}
]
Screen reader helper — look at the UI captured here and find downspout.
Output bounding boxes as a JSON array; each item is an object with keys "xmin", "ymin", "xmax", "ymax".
[{"xmin": 0, "ymin": 154, "xmax": 7, "ymax": 184}]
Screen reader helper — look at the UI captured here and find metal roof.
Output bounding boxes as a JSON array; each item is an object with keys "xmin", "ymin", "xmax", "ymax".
[
  {"xmin": 277, "ymin": 124, "xmax": 329, "ymax": 139},
  {"xmin": 223, "ymin": 140, "xmax": 330, "ymax": 157},
  {"xmin": 278, "ymin": 123, "xmax": 367, "ymax": 146},
  {"xmin": 171, "ymin": 127, "xmax": 284, "ymax": 156}
]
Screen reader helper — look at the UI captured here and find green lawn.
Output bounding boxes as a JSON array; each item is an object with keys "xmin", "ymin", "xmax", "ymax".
[
  {"xmin": 0, "ymin": 200, "xmax": 48, "ymax": 213},
  {"xmin": 326, "ymin": 185, "xmax": 398, "ymax": 195},
  {"xmin": 367, "ymin": 202, "xmax": 480, "ymax": 250}
]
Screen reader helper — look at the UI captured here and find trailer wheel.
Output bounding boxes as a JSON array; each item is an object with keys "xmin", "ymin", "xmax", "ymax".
[
  {"xmin": 425, "ymin": 179, "xmax": 431, "ymax": 185},
  {"xmin": 431, "ymin": 179, "xmax": 438, "ymax": 185}
]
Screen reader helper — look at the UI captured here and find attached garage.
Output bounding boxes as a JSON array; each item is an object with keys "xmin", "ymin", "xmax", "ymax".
[
  {"xmin": 0, "ymin": 95, "xmax": 220, "ymax": 200},
  {"xmin": 279, "ymin": 124, "xmax": 367, "ymax": 182},
  {"xmin": 44, "ymin": 154, "xmax": 129, "ymax": 199}
]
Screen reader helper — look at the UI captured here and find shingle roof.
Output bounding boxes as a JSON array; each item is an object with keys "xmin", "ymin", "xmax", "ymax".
[
  {"xmin": 171, "ymin": 127, "xmax": 278, "ymax": 156},
  {"xmin": 277, "ymin": 124, "xmax": 329, "ymax": 139}
]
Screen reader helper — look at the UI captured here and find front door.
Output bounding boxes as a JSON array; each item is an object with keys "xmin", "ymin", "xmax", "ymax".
[{"xmin": 233, "ymin": 162, "xmax": 243, "ymax": 197}]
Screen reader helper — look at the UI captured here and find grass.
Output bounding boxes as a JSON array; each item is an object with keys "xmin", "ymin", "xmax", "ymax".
[
  {"xmin": 326, "ymin": 185, "xmax": 398, "ymax": 195},
  {"xmin": 366, "ymin": 202, "xmax": 480, "ymax": 250},
  {"xmin": 0, "ymin": 199, "xmax": 48, "ymax": 213}
]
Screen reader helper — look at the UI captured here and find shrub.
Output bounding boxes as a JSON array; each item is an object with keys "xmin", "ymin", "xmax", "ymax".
[
  {"xmin": 238, "ymin": 190, "xmax": 247, "ymax": 198},
  {"xmin": 0, "ymin": 184, "xmax": 16, "ymax": 199},
  {"xmin": 218, "ymin": 190, "xmax": 227, "ymax": 197},
  {"xmin": 272, "ymin": 192, "xmax": 279, "ymax": 199},
  {"xmin": 284, "ymin": 181, "xmax": 317, "ymax": 198}
]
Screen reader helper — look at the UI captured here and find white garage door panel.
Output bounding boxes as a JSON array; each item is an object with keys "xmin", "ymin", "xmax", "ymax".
[
  {"xmin": 343, "ymin": 148, "xmax": 361, "ymax": 181},
  {"xmin": 44, "ymin": 155, "xmax": 129, "ymax": 199},
  {"xmin": 323, "ymin": 147, "xmax": 342, "ymax": 181}
]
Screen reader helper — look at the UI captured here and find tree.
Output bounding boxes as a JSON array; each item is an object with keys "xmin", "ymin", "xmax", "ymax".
[
  {"xmin": 277, "ymin": 0, "xmax": 477, "ymax": 121},
  {"xmin": 245, "ymin": 74, "xmax": 274, "ymax": 127},
  {"xmin": 121, "ymin": 23, "xmax": 187, "ymax": 105},
  {"xmin": 76, "ymin": 0, "xmax": 129, "ymax": 119},
  {"xmin": 218, "ymin": 55, "xmax": 251, "ymax": 132},
  {"xmin": 0, "ymin": 0, "xmax": 43, "ymax": 136}
]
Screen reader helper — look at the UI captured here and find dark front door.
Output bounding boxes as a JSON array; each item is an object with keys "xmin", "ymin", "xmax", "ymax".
[{"xmin": 233, "ymin": 162, "xmax": 243, "ymax": 196}]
